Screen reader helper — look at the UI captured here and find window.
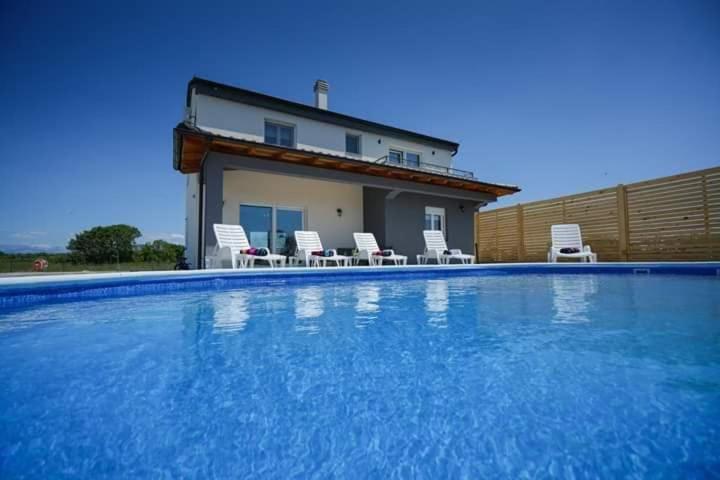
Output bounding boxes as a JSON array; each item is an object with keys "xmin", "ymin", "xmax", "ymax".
[
  {"xmin": 264, "ymin": 121, "xmax": 294, "ymax": 147},
  {"xmin": 388, "ymin": 149, "xmax": 420, "ymax": 167},
  {"xmin": 424, "ymin": 207, "xmax": 446, "ymax": 237},
  {"xmin": 346, "ymin": 133, "xmax": 361, "ymax": 155}
]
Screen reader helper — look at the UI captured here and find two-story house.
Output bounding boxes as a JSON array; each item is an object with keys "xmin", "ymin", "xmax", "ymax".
[{"xmin": 173, "ymin": 77, "xmax": 519, "ymax": 268}]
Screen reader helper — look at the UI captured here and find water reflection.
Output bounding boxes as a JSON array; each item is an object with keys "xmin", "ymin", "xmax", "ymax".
[
  {"xmin": 551, "ymin": 275, "xmax": 598, "ymax": 324},
  {"xmin": 294, "ymin": 286, "xmax": 324, "ymax": 334},
  {"xmin": 354, "ymin": 283, "xmax": 380, "ymax": 328},
  {"xmin": 425, "ymin": 279, "xmax": 449, "ymax": 328},
  {"xmin": 212, "ymin": 291, "xmax": 251, "ymax": 332}
]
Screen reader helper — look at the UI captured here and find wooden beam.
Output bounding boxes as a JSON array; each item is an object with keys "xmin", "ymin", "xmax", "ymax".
[
  {"xmin": 254, "ymin": 150, "xmax": 274, "ymax": 158},
  {"xmin": 277, "ymin": 153, "xmax": 303, "ymax": 162}
]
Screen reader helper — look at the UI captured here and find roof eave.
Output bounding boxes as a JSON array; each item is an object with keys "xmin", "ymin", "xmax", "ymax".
[{"xmin": 173, "ymin": 125, "xmax": 520, "ymax": 197}]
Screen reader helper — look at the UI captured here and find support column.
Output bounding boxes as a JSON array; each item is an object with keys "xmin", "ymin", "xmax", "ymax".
[
  {"xmin": 202, "ymin": 157, "xmax": 224, "ymax": 266},
  {"xmin": 362, "ymin": 187, "xmax": 388, "ymax": 247}
]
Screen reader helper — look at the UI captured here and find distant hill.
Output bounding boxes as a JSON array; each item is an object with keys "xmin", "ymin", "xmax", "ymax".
[{"xmin": 0, "ymin": 244, "xmax": 67, "ymax": 254}]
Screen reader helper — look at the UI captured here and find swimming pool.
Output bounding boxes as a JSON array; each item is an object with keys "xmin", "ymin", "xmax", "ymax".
[{"xmin": 1, "ymin": 267, "xmax": 719, "ymax": 477}]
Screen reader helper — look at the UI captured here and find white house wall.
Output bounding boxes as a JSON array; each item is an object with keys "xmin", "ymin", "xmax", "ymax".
[
  {"xmin": 193, "ymin": 94, "xmax": 455, "ymax": 168},
  {"xmin": 223, "ymin": 169, "xmax": 363, "ymax": 249}
]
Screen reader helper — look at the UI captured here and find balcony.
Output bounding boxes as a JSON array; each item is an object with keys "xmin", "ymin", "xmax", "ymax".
[{"xmin": 376, "ymin": 155, "xmax": 474, "ymax": 179}]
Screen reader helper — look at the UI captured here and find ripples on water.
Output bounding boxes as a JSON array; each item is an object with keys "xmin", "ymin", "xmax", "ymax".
[{"xmin": 1, "ymin": 274, "xmax": 719, "ymax": 478}]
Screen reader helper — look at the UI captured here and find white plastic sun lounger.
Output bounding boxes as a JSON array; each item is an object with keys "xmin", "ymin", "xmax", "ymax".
[
  {"xmin": 418, "ymin": 230, "xmax": 475, "ymax": 265},
  {"xmin": 353, "ymin": 233, "xmax": 407, "ymax": 266},
  {"xmin": 548, "ymin": 224, "xmax": 597, "ymax": 263},
  {"xmin": 209, "ymin": 224, "xmax": 286, "ymax": 269},
  {"xmin": 294, "ymin": 231, "xmax": 350, "ymax": 267}
]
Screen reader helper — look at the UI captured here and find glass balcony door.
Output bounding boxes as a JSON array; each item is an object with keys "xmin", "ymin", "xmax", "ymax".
[
  {"xmin": 389, "ymin": 149, "xmax": 403, "ymax": 165},
  {"xmin": 388, "ymin": 149, "xmax": 421, "ymax": 168}
]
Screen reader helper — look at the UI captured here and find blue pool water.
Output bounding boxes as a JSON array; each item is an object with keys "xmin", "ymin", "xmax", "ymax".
[{"xmin": 1, "ymin": 273, "xmax": 719, "ymax": 478}]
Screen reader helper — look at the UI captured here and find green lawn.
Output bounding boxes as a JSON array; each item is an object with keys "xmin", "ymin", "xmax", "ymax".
[{"xmin": 0, "ymin": 256, "xmax": 175, "ymax": 275}]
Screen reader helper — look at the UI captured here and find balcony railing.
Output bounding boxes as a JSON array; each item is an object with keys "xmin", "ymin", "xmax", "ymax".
[{"xmin": 375, "ymin": 156, "xmax": 474, "ymax": 179}]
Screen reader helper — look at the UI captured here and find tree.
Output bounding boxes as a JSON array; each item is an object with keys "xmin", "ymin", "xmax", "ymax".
[
  {"xmin": 138, "ymin": 240, "xmax": 185, "ymax": 263},
  {"xmin": 67, "ymin": 225, "xmax": 141, "ymax": 264}
]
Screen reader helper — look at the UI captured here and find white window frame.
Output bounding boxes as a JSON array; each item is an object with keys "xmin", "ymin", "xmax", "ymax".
[
  {"xmin": 345, "ymin": 132, "xmax": 362, "ymax": 156},
  {"xmin": 239, "ymin": 203, "xmax": 305, "ymax": 253},
  {"xmin": 264, "ymin": 119, "xmax": 296, "ymax": 148},
  {"xmin": 425, "ymin": 206, "xmax": 446, "ymax": 238}
]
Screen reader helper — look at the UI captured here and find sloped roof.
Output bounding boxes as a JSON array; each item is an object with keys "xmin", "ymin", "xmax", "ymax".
[{"xmin": 188, "ymin": 77, "xmax": 460, "ymax": 152}]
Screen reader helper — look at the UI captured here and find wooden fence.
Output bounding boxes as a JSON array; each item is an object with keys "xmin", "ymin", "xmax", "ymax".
[{"xmin": 475, "ymin": 166, "xmax": 720, "ymax": 262}]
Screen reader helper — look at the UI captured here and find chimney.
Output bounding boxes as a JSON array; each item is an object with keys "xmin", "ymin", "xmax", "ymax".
[{"xmin": 314, "ymin": 79, "xmax": 329, "ymax": 110}]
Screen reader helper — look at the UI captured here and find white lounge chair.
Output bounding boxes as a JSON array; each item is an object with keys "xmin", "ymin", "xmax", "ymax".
[
  {"xmin": 208, "ymin": 224, "xmax": 286, "ymax": 269},
  {"xmin": 293, "ymin": 231, "xmax": 350, "ymax": 267},
  {"xmin": 548, "ymin": 224, "xmax": 597, "ymax": 263},
  {"xmin": 418, "ymin": 230, "xmax": 475, "ymax": 265},
  {"xmin": 353, "ymin": 233, "xmax": 407, "ymax": 266}
]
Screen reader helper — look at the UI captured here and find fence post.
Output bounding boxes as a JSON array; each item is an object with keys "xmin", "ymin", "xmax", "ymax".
[
  {"xmin": 701, "ymin": 173, "xmax": 711, "ymax": 259},
  {"xmin": 517, "ymin": 204, "xmax": 525, "ymax": 262},
  {"xmin": 474, "ymin": 212, "xmax": 478, "ymax": 263},
  {"xmin": 616, "ymin": 184, "xmax": 630, "ymax": 261},
  {"xmin": 494, "ymin": 210, "xmax": 500, "ymax": 262}
]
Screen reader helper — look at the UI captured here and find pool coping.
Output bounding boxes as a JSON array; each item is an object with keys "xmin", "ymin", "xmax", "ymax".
[{"xmin": 1, "ymin": 262, "xmax": 719, "ymax": 308}]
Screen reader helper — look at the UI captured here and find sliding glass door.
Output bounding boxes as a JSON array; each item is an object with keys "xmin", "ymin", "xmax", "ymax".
[
  {"xmin": 239, "ymin": 204, "xmax": 304, "ymax": 254},
  {"xmin": 275, "ymin": 208, "xmax": 303, "ymax": 255},
  {"xmin": 239, "ymin": 205, "xmax": 272, "ymax": 249}
]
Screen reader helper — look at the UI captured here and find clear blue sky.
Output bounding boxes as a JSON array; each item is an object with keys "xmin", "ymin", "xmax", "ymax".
[{"xmin": 1, "ymin": 0, "xmax": 718, "ymax": 251}]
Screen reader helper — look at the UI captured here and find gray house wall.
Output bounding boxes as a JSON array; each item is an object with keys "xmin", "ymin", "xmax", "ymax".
[
  {"xmin": 362, "ymin": 187, "xmax": 476, "ymax": 263},
  {"xmin": 362, "ymin": 187, "xmax": 387, "ymax": 247}
]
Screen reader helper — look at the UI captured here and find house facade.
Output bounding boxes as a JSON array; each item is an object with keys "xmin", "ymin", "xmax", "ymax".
[{"xmin": 174, "ymin": 77, "xmax": 519, "ymax": 268}]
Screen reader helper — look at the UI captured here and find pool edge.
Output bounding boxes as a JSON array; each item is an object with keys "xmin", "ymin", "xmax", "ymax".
[{"xmin": 1, "ymin": 262, "xmax": 719, "ymax": 308}]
